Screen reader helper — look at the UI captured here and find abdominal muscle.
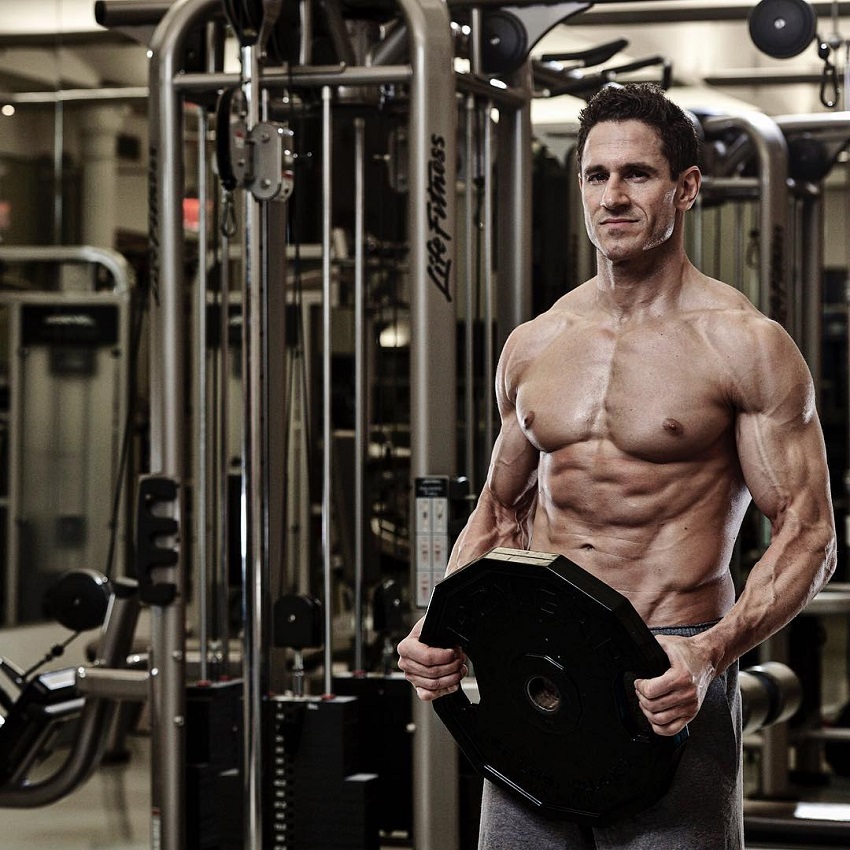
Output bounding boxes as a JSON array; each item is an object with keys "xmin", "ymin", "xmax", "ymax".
[{"xmin": 526, "ymin": 444, "xmax": 747, "ymax": 628}]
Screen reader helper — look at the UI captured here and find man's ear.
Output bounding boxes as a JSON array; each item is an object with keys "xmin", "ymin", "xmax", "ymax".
[{"xmin": 677, "ymin": 165, "xmax": 702, "ymax": 210}]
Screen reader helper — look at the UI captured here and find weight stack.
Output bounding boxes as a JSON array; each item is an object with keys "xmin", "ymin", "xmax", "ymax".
[
  {"xmin": 185, "ymin": 679, "xmax": 243, "ymax": 850},
  {"xmin": 265, "ymin": 694, "xmax": 380, "ymax": 850},
  {"xmin": 332, "ymin": 673, "xmax": 413, "ymax": 837}
]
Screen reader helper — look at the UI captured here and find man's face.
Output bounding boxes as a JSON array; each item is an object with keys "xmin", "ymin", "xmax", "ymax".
[{"xmin": 579, "ymin": 119, "xmax": 685, "ymax": 262}]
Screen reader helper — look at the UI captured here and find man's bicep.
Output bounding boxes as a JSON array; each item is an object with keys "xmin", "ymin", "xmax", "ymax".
[
  {"xmin": 737, "ymin": 407, "xmax": 830, "ymax": 524},
  {"xmin": 485, "ymin": 412, "xmax": 540, "ymax": 508},
  {"xmin": 447, "ymin": 410, "xmax": 539, "ymax": 571},
  {"xmin": 733, "ymin": 320, "xmax": 828, "ymax": 519},
  {"xmin": 734, "ymin": 328, "xmax": 833, "ymax": 534}
]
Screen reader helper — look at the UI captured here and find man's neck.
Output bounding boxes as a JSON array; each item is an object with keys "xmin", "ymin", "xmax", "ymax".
[{"xmin": 594, "ymin": 244, "xmax": 691, "ymax": 322}]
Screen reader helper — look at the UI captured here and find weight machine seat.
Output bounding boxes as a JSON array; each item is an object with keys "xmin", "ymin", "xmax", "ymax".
[{"xmin": 0, "ymin": 577, "xmax": 141, "ymax": 808}]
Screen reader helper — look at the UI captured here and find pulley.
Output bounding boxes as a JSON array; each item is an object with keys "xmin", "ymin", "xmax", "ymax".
[{"xmin": 749, "ymin": 0, "xmax": 818, "ymax": 59}]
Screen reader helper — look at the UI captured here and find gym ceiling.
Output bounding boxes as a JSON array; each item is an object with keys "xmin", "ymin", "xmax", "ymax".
[{"xmin": 2, "ymin": 1, "xmax": 850, "ymax": 118}]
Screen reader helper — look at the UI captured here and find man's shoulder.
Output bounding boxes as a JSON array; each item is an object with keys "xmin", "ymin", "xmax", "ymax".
[
  {"xmin": 685, "ymin": 275, "xmax": 780, "ymax": 341},
  {"xmin": 684, "ymin": 272, "xmax": 755, "ymax": 312},
  {"xmin": 499, "ymin": 294, "xmax": 585, "ymax": 382},
  {"xmin": 687, "ymin": 278, "xmax": 809, "ymax": 404},
  {"xmin": 510, "ymin": 288, "xmax": 587, "ymax": 339}
]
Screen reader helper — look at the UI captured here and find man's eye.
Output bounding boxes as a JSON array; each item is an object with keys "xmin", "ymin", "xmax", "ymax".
[{"xmin": 587, "ymin": 173, "xmax": 606, "ymax": 183}]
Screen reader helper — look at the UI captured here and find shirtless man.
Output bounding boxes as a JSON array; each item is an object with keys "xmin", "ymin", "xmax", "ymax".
[{"xmin": 397, "ymin": 84, "xmax": 837, "ymax": 849}]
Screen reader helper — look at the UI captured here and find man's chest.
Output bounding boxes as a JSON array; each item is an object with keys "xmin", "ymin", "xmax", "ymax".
[{"xmin": 513, "ymin": 324, "xmax": 734, "ymax": 461}]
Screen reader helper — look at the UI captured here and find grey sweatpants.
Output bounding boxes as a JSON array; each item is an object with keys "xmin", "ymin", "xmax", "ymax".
[{"xmin": 477, "ymin": 623, "xmax": 744, "ymax": 850}]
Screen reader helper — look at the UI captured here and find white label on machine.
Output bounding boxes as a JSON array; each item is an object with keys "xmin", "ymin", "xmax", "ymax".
[{"xmin": 415, "ymin": 477, "xmax": 450, "ymax": 607}]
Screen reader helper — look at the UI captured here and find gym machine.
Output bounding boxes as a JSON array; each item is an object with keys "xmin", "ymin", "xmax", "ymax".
[
  {"xmin": 0, "ymin": 568, "xmax": 143, "ymax": 807},
  {"xmin": 0, "ymin": 246, "xmax": 133, "ymax": 627},
  {"xmin": 97, "ymin": 0, "xmax": 517, "ymax": 846},
  {"xmin": 85, "ymin": 0, "xmax": 850, "ymax": 848}
]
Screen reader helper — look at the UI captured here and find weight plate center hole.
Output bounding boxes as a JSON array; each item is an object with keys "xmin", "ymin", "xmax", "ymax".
[{"xmin": 526, "ymin": 675, "xmax": 562, "ymax": 714}]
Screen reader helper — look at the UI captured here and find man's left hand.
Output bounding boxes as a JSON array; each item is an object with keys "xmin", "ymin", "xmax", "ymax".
[{"xmin": 633, "ymin": 634, "xmax": 716, "ymax": 736}]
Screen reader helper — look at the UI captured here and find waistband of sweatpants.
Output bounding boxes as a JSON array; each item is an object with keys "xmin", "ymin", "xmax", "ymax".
[{"xmin": 649, "ymin": 620, "xmax": 720, "ymax": 637}]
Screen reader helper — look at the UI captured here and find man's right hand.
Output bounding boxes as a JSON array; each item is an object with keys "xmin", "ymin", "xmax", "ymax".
[{"xmin": 397, "ymin": 616, "xmax": 468, "ymax": 701}]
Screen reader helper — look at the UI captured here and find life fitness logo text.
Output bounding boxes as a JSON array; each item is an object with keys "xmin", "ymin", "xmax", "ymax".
[{"xmin": 426, "ymin": 133, "xmax": 452, "ymax": 302}]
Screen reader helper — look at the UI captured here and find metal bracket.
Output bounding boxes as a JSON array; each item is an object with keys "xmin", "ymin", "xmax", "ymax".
[
  {"xmin": 229, "ymin": 120, "xmax": 295, "ymax": 203},
  {"xmin": 134, "ymin": 475, "xmax": 180, "ymax": 606}
]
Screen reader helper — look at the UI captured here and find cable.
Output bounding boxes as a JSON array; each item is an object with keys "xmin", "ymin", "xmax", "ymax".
[
  {"xmin": 222, "ymin": 0, "xmax": 264, "ymax": 46},
  {"xmin": 19, "ymin": 632, "xmax": 80, "ymax": 682},
  {"xmin": 283, "ymin": 75, "xmax": 317, "ymax": 594}
]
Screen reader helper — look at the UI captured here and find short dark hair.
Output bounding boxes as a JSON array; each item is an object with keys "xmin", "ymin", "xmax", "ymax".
[{"xmin": 576, "ymin": 83, "xmax": 700, "ymax": 179}]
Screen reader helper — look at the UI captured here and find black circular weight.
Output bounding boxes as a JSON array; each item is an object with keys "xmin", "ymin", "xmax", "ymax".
[
  {"xmin": 748, "ymin": 0, "xmax": 817, "ymax": 59},
  {"xmin": 44, "ymin": 569, "xmax": 112, "ymax": 632},
  {"xmin": 480, "ymin": 10, "xmax": 528, "ymax": 75},
  {"xmin": 787, "ymin": 135, "xmax": 833, "ymax": 183},
  {"xmin": 420, "ymin": 548, "xmax": 689, "ymax": 824}
]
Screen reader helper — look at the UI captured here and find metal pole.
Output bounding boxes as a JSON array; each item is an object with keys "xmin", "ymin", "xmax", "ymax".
[
  {"xmin": 397, "ymin": 0, "xmax": 458, "ymax": 845},
  {"xmin": 147, "ymin": 1, "xmax": 220, "ymax": 847},
  {"xmin": 321, "ymin": 85, "xmax": 334, "ymax": 696},
  {"xmin": 464, "ymin": 95, "xmax": 476, "ymax": 489},
  {"xmin": 399, "ymin": 0, "xmax": 457, "ymax": 480},
  {"xmin": 266, "ymin": 176, "xmax": 289, "ymax": 610},
  {"xmin": 0, "ymin": 246, "xmax": 132, "ymax": 291},
  {"xmin": 800, "ymin": 191, "xmax": 825, "ymax": 396},
  {"xmin": 496, "ymin": 61, "xmax": 534, "ymax": 352},
  {"xmin": 354, "ymin": 115, "xmax": 367, "ymax": 672},
  {"xmin": 53, "ymin": 101, "xmax": 64, "ymax": 243},
  {"xmin": 299, "ymin": 0, "xmax": 313, "ymax": 65},
  {"xmin": 702, "ymin": 114, "xmax": 790, "ymax": 324},
  {"xmin": 482, "ymin": 100, "xmax": 495, "ymax": 457},
  {"xmin": 733, "ymin": 201, "xmax": 744, "ymax": 300},
  {"xmin": 240, "ymin": 40, "xmax": 268, "ymax": 850},
  {"xmin": 692, "ymin": 195, "xmax": 704, "ymax": 270},
  {"xmin": 195, "ymin": 104, "xmax": 210, "ymax": 682},
  {"xmin": 218, "ymin": 210, "xmax": 232, "ymax": 678}
]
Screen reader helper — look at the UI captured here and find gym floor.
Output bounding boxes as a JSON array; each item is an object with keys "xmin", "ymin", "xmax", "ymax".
[
  {"xmin": 2, "ymin": 621, "xmax": 850, "ymax": 849},
  {"xmin": 0, "ymin": 732, "xmax": 846, "ymax": 850}
]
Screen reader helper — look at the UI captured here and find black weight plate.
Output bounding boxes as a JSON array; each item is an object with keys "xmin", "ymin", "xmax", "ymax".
[
  {"xmin": 44, "ymin": 569, "xmax": 112, "ymax": 632},
  {"xmin": 480, "ymin": 10, "xmax": 528, "ymax": 75},
  {"xmin": 748, "ymin": 0, "xmax": 817, "ymax": 59},
  {"xmin": 420, "ymin": 548, "xmax": 688, "ymax": 825}
]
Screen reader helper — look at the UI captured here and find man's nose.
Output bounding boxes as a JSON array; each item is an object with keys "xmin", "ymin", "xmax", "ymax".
[{"xmin": 601, "ymin": 177, "xmax": 628, "ymax": 209}]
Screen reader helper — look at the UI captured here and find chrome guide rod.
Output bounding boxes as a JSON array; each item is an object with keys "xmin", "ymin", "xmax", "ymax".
[
  {"xmin": 322, "ymin": 84, "xmax": 334, "ymax": 696},
  {"xmin": 464, "ymin": 95, "xmax": 476, "ymax": 490},
  {"xmin": 218, "ymin": 208, "xmax": 232, "ymax": 678},
  {"xmin": 240, "ymin": 42, "xmax": 268, "ymax": 850},
  {"xmin": 195, "ymin": 103, "xmax": 209, "ymax": 683},
  {"xmin": 482, "ymin": 99, "xmax": 494, "ymax": 457},
  {"xmin": 354, "ymin": 114, "xmax": 367, "ymax": 672},
  {"xmin": 801, "ymin": 191, "xmax": 825, "ymax": 400},
  {"xmin": 53, "ymin": 101, "xmax": 64, "ymax": 243},
  {"xmin": 467, "ymin": 5, "xmax": 480, "ymax": 492}
]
